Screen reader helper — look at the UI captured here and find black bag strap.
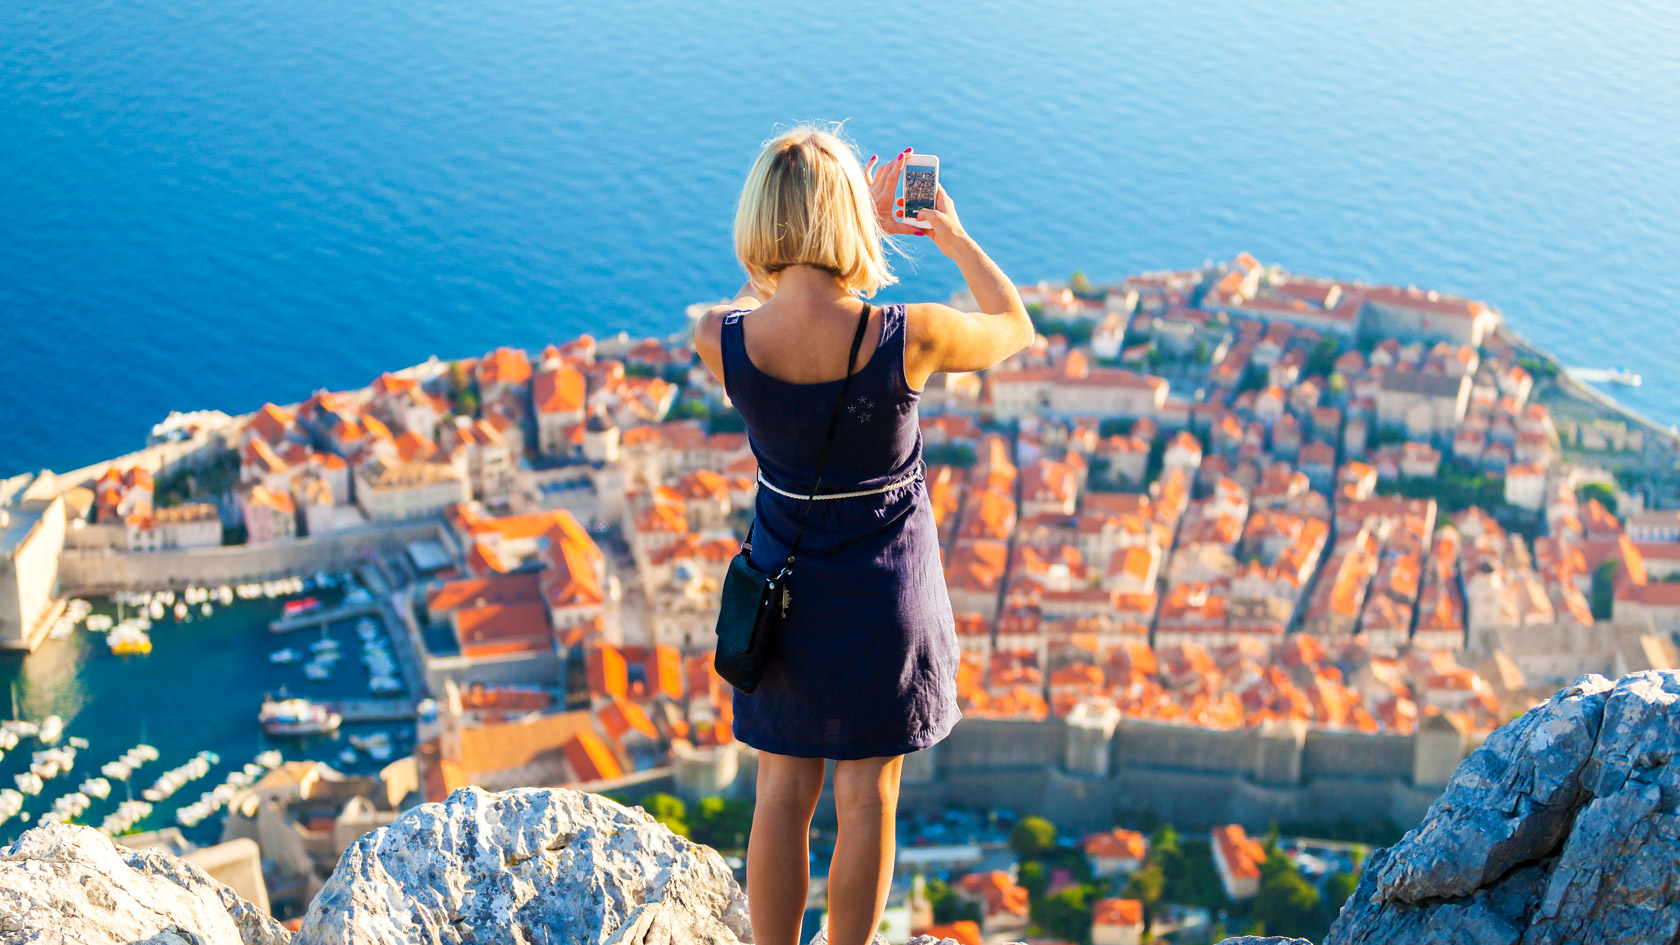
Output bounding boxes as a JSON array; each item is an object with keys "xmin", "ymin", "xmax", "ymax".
[{"xmin": 781, "ymin": 302, "xmax": 872, "ymax": 569}]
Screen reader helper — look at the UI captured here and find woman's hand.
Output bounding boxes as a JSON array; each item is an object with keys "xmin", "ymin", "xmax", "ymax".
[
  {"xmin": 914, "ymin": 185, "xmax": 969, "ymax": 258},
  {"xmin": 864, "ymin": 149, "xmax": 925, "ymax": 237}
]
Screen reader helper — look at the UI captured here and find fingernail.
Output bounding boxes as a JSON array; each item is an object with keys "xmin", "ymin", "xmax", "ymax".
[
  {"xmin": 870, "ymin": 155, "xmax": 877, "ymax": 162},
  {"xmin": 902, "ymin": 147, "xmax": 912, "ymax": 154}
]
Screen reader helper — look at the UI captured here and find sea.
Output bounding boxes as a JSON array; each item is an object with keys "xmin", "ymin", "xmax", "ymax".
[
  {"xmin": 3, "ymin": 0, "xmax": 1679, "ymax": 477},
  {"xmin": 1, "ymin": 0, "xmax": 1678, "ymax": 841},
  {"xmin": 0, "ymin": 586, "xmax": 415, "ymax": 845}
]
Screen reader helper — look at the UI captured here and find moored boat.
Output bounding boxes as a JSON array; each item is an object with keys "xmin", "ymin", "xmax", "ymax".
[{"xmin": 259, "ymin": 697, "xmax": 342, "ymax": 736}]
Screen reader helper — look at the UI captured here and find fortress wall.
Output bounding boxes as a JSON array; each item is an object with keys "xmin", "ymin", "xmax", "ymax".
[
  {"xmin": 885, "ymin": 717, "xmax": 1446, "ymax": 835},
  {"xmin": 57, "ymin": 521, "xmax": 442, "ymax": 592},
  {"xmin": 937, "ymin": 717, "xmax": 1066, "ymax": 771},
  {"xmin": 1112, "ymin": 718, "xmax": 1256, "ymax": 773},
  {"xmin": 1301, "ymin": 728, "xmax": 1414, "ymax": 781}
]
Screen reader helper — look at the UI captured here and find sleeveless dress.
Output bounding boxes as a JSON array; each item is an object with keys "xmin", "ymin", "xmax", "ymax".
[{"xmin": 720, "ymin": 302, "xmax": 962, "ymax": 760}]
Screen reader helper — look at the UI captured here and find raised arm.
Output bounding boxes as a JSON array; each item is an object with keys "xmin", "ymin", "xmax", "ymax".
[{"xmin": 898, "ymin": 185, "xmax": 1033, "ymax": 385}]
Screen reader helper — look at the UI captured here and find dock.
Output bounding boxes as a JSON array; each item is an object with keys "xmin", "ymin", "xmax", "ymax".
[
  {"xmin": 327, "ymin": 698, "xmax": 417, "ymax": 723},
  {"xmin": 268, "ymin": 599, "xmax": 379, "ymax": 634}
]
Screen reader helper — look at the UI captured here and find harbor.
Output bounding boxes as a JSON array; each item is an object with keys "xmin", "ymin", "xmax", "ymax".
[{"xmin": 0, "ymin": 573, "xmax": 422, "ymax": 845}]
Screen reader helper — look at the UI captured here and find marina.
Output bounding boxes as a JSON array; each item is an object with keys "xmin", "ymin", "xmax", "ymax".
[{"xmin": 0, "ymin": 572, "xmax": 419, "ymax": 844}]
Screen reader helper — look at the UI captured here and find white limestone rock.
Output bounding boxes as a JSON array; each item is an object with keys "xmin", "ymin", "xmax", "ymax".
[
  {"xmin": 0, "ymin": 822, "xmax": 289, "ymax": 945},
  {"xmin": 293, "ymin": 786, "xmax": 752, "ymax": 945}
]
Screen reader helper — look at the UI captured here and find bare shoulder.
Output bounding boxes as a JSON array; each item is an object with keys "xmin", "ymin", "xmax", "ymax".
[
  {"xmin": 901, "ymin": 301, "xmax": 964, "ymax": 353},
  {"xmin": 693, "ymin": 305, "xmax": 738, "ymax": 383},
  {"xmin": 695, "ymin": 305, "xmax": 730, "ymax": 353}
]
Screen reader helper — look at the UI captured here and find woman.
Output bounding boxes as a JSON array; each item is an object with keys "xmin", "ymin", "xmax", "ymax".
[{"xmin": 693, "ymin": 125, "xmax": 1031, "ymax": 945}]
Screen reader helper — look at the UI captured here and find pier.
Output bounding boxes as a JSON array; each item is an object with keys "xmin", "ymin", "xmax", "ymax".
[
  {"xmin": 268, "ymin": 599, "xmax": 379, "ymax": 634},
  {"xmin": 326, "ymin": 698, "xmax": 417, "ymax": 723}
]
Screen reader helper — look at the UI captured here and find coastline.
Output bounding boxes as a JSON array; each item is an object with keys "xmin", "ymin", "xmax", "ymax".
[
  {"xmin": 1500, "ymin": 325, "xmax": 1680, "ymax": 449},
  {"xmin": 12, "ymin": 297, "xmax": 1675, "ymax": 498}
]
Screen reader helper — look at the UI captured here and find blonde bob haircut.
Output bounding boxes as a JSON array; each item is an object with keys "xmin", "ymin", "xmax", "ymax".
[{"xmin": 734, "ymin": 124, "xmax": 897, "ymax": 298}]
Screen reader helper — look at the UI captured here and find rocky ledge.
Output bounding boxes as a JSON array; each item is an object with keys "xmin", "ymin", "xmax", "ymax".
[
  {"xmin": 1326, "ymin": 669, "xmax": 1680, "ymax": 945},
  {"xmin": 4, "ymin": 671, "xmax": 1680, "ymax": 945}
]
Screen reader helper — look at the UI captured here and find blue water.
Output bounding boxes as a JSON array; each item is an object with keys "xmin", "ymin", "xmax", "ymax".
[
  {"xmin": 4, "ymin": 0, "xmax": 1679, "ymax": 475},
  {"xmin": 0, "ymin": 592, "xmax": 413, "ymax": 845}
]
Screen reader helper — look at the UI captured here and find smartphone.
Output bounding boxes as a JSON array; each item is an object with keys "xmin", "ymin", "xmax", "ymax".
[{"xmin": 898, "ymin": 154, "xmax": 940, "ymax": 229}]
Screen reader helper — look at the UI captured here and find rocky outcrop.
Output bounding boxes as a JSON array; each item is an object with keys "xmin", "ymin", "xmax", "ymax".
[
  {"xmin": 0, "ymin": 822, "xmax": 288, "ymax": 945},
  {"xmin": 1326, "ymin": 670, "xmax": 1680, "ymax": 945},
  {"xmin": 293, "ymin": 786, "xmax": 752, "ymax": 945},
  {"xmin": 8, "ymin": 671, "xmax": 1680, "ymax": 945}
]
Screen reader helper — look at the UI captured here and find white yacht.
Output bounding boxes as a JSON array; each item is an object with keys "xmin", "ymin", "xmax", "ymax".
[{"xmin": 38, "ymin": 715, "xmax": 64, "ymax": 745}]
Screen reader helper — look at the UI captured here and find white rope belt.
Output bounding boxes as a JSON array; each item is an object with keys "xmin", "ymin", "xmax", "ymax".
[{"xmin": 757, "ymin": 466, "xmax": 922, "ymax": 501}]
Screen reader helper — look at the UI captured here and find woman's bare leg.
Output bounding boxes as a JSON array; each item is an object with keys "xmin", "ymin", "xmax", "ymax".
[
  {"xmin": 825, "ymin": 755, "xmax": 904, "ymax": 945},
  {"xmin": 747, "ymin": 751, "xmax": 826, "ymax": 945}
]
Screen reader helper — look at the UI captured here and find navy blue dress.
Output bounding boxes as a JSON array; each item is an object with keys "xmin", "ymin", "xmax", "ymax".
[{"xmin": 720, "ymin": 302, "xmax": 962, "ymax": 760}]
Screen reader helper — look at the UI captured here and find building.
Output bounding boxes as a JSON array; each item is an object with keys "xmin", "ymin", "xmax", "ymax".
[
  {"xmin": 0, "ymin": 477, "xmax": 66, "ymax": 652},
  {"xmin": 953, "ymin": 870, "xmax": 1030, "ymax": 937},
  {"xmin": 1083, "ymin": 828, "xmax": 1147, "ymax": 878},
  {"xmin": 1504, "ymin": 463, "xmax": 1546, "ymax": 512},
  {"xmin": 240, "ymin": 486, "xmax": 298, "ymax": 544},
  {"xmin": 988, "ymin": 351, "xmax": 1168, "ymax": 420},
  {"xmin": 1210, "ymin": 823, "xmax": 1266, "ymax": 900},
  {"xmin": 1375, "ymin": 371, "xmax": 1470, "ymax": 437},
  {"xmin": 354, "ymin": 457, "xmax": 471, "ymax": 522},
  {"xmin": 1092, "ymin": 897, "xmax": 1145, "ymax": 945},
  {"xmin": 1359, "ymin": 285, "xmax": 1500, "ymax": 346},
  {"xmin": 1627, "ymin": 510, "xmax": 1680, "ymax": 543},
  {"xmin": 125, "ymin": 502, "xmax": 222, "ymax": 550},
  {"xmin": 535, "ymin": 360, "xmax": 588, "ymax": 458}
]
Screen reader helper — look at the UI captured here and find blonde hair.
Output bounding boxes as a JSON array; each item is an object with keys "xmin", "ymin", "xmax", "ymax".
[{"xmin": 734, "ymin": 124, "xmax": 896, "ymax": 297}]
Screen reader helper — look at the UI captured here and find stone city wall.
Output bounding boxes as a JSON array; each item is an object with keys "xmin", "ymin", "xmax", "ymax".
[{"xmin": 58, "ymin": 521, "xmax": 443, "ymax": 593}]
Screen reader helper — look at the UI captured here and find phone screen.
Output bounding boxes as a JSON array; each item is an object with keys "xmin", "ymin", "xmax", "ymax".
[{"xmin": 903, "ymin": 164, "xmax": 938, "ymax": 222}]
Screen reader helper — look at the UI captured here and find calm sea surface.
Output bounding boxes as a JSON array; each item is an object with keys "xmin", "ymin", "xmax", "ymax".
[
  {"xmin": 3, "ymin": 0, "xmax": 1679, "ymax": 475},
  {"xmin": 0, "ymin": 591, "xmax": 414, "ymax": 845}
]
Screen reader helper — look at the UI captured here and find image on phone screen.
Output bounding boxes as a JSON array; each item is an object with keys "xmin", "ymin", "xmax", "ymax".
[{"xmin": 903, "ymin": 166, "xmax": 937, "ymax": 222}]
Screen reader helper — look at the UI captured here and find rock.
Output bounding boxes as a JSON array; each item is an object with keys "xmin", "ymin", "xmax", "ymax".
[
  {"xmin": 1214, "ymin": 938, "xmax": 1314, "ymax": 945},
  {"xmin": 1370, "ymin": 674, "xmax": 1615, "ymax": 903},
  {"xmin": 1327, "ymin": 846, "xmax": 1550, "ymax": 945},
  {"xmin": 1520, "ymin": 672, "xmax": 1680, "ymax": 945},
  {"xmin": 0, "ymin": 822, "xmax": 289, "ymax": 945},
  {"xmin": 293, "ymin": 786, "xmax": 752, "ymax": 945},
  {"xmin": 1328, "ymin": 671, "xmax": 1680, "ymax": 945}
]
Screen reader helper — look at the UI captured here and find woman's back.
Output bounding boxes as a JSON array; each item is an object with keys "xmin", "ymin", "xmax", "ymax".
[{"xmin": 720, "ymin": 299, "xmax": 923, "ymax": 496}]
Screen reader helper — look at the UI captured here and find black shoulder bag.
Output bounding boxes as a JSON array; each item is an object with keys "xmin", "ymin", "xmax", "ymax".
[{"xmin": 714, "ymin": 303, "xmax": 872, "ymax": 694}]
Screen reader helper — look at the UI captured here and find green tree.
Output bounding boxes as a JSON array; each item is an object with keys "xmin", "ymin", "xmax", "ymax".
[
  {"xmin": 1148, "ymin": 824, "xmax": 1181, "ymax": 861},
  {"xmin": 691, "ymin": 797, "xmax": 753, "ymax": 852},
  {"xmin": 1038, "ymin": 883, "xmax": 1096, "ymax": 944},
  {"xmin": 707, "ymin": 408, "xmax": 745, "ymax": 434},
  {"xmin": 641, "ymin": 793, "xmax": 689, "ymax": 837},
  {"xmin": 1323, "ymin": 872, "xmax": 1360, "ymax": 913},
  {"xmin": 1253, "ymin": 851, "xmax": 1321, "ymax": 939},
  {"xmin": 1071, "ymin": 271, "xmax": 1093, "ymax": 294},
  {"xmin": 1163, "ymin": 839, "xmax": 1229, "ymax": 910},
  {"xmin": 1592, "ymin": 560, "xmax": 1620, "ymax": 620},
  {"xmin": 1122, "ymin": 861, "xmax": 1165, "ymax": 909},
  {"xmin": 1011, "ymin": 816, "xmax": 1058, "ymax": 861},
  {"xmin": 1579, "ymin": 482, "xmax": 1618, "ymax": 515},
  {"xmin": 449, "ymin": 361, "xmax": 480, "ymax": 417},
  {"xmin": 925, "ymin": 877, "xmax": 983, "ymax": 924},
  {"xmin": 1018, "ymin": 860, "xmax": 1050, "ymax": 901},
  {"xmin": 1304, "ymin": 335, "xmax": 1341, "ymax": 378}
]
